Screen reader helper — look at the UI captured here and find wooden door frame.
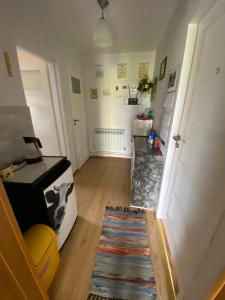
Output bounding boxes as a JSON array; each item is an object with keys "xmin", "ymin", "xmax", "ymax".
[
  {"xmin": 207, "ymin": 269, "xmax": 225, "ymax": 300},
  {"xmin": 0, "ymin": 180, "xmax": 49, "ymax": 299}
]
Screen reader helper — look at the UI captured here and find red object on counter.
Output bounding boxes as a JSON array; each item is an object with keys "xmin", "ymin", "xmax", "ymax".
[{"xmin": 153, "ymin": 137, "xmax": 161, "ymax": 150}]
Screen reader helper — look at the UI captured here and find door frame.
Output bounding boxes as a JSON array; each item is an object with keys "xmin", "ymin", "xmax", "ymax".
[
  {"xmin": 157, "ymin": 23, "xmax": 198, "ymax": 218},
  {"xmin": 18, "ymin": 51, "xmax": 67, "ymax": 157},
  {"xmin": 157, "ymin": 0, "xmax": 219, "ymax": 219},
  {"xmin": 0, "ymin": 179, "xmax": 49, "ymax": 299}
]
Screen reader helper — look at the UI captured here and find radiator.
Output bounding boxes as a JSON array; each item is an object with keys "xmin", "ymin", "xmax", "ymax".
[{"xmin": 94, "ymin": 128, "xmax": 125, "ymax": 153}]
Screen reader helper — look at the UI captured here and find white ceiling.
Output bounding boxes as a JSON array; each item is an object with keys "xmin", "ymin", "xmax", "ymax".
[{"xmin": 9, "ymin": 0, "xmax": 179, "ymax": 54}]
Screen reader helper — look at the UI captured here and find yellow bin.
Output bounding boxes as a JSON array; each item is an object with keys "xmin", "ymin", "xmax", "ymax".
[{"xmin": 24, "ymin": 224, "xmax": 60, "ymax": 290}]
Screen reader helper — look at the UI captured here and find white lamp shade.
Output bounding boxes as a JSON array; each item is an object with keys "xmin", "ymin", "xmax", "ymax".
[{"xmin": 93, "ymin": 18, "xmax": 114, "ymax": 48}]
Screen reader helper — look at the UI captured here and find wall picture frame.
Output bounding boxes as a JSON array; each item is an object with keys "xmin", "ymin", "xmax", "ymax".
[
  {"xmin": 159, "ymin": 56, "xmax": 167, "ymax": 81},
  {"xmin": 151, "ymin": 76, "xmax": 158, "ymax": 102},
  {"xmin": 90, "ymin": 88, "xmax": 98, "ymax": 100},
  {"xmin": 167, "ymin": 65, "xmax": 180, "ymax": 93}
]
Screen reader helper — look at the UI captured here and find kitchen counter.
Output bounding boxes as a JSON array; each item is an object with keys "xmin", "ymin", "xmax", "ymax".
[{"xmin": 130, "ymin": 136, "xmax": 164, "ymax": 210}]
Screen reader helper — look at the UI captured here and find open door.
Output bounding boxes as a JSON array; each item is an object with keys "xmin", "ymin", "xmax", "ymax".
[
  {"xmin": 160, "ymin": 1, "xmax": 225, "ymax": 298},
  {"xmin": 0, "ymin": 179, "xmax": 48, "ymax": 299},
  {"xmin": 17, "ymin": 48, "xmax": 66, "ymax": 157}
]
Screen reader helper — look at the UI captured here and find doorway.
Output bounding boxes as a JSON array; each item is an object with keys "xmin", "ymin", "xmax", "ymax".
[{"xmin": 17, "ymin": 47, "xmax": 66, "ymax": 157}]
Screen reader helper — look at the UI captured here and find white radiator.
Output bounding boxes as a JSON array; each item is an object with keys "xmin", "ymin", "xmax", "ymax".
[{"xmin": 94, "ymin": 128, "xmax": 125, "ymax": 153}]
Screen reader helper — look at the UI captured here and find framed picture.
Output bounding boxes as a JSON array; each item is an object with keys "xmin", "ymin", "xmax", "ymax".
[
  {"xmin": 159, "ymin": 56, "xmax": 167, "ymax": 81},
  {"xmin": 117, "ymin": 63, "xmax": 127, "ymax": 79},
  {"xmin": 167, "ymin": 65, "xmax": 180, "ymax": 93},
  {"xmin": 90, "ymin": 88, "xmax": 98, "ymax": 100},
  {"xmin": 151, "ymin": 76, "xmax": 158, "ymax": 101}
]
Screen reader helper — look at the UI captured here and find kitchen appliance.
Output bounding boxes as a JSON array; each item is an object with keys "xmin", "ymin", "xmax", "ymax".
[
  {"xmin": 23, "ymin": 136, "xmax": 43, "ymax": 164},
  {"xmin": 3, "ymin": 156, "xmax": 77, "ymax": 249}
]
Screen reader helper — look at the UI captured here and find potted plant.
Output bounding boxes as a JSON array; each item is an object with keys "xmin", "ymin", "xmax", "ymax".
[{"xmin": 137, "ymin": 75, "xmax": 153, "ymax": 94}]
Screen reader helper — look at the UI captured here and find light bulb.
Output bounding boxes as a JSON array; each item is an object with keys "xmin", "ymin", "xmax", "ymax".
[{"xmin": 93, "ymin": 18, "xmax": 114, "ymax": 48}]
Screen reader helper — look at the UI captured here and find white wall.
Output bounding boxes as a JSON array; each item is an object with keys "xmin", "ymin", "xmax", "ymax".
[
  {"xmin": 0, "ymin": 0, "xmax": 88, "ymax": 171},
  {"xmin": 83, "ymin": 51, "xmax": 155, "ymax": 156},
  {"xmin": 152, "ymin": 0, "xmax": 214, "ymax": 129}
]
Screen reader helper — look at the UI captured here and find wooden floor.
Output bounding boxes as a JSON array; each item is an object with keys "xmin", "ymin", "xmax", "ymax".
[{"xmin": 49, "ymin": 157, "xmax": 168, "ymax": 300}]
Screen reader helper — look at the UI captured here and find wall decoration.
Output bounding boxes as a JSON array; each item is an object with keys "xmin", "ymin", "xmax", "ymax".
[
  {"xmin": 117, "ymin": 63, "xmax": 127, "ymax": 79},
  {"xmin": 151, "ymin": 76, "xmax": 158, "ymax": 102},
  {"xmin": 102, "ymin": 88, "xmax": 111, "ymax": 96},
  {"xmin": 159, "ymin": 56, "xmax": 167, "ymax": 81},
  {"xmin": 95, "ymin": 64, "xmax": 104, "ymax": 79},
  {"xmin": 90, "ymin": 88, "xmax": 98, "ymax": 99},
  {"xmin": 4, "ymin": 51, "xmax": 13, "ymax": 77},
  {"xmin": 167, "ymin": 65, "xmax": 180, "ymax": 93},
  {"xmin": 138, "ymin": 62, "xmax": 149, "ymax": 80},
  {"xmin": 71, "ymin": 77, "xmax": 81, "ymax": 94},
  {"xmin": 114, "ymin": 84, "xmax": 129, "ymax": 97}
]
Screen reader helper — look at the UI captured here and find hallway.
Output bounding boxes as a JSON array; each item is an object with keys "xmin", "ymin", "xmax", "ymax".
[{"xmin": 49, "ymin": 158, "xmax": 168, "ymax": 300}]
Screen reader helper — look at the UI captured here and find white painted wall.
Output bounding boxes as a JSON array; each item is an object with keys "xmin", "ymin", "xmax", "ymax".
[
  {"xmin": 152, "ymin": 0, "xmax": 215, "ymax": 129},
  {"xmin": 83, "ymin": 51, "xmax": 155, "ymax": 156},
  {"xmin": 0, "ymin": 1, "xmax": 88, "ymax": 171}
]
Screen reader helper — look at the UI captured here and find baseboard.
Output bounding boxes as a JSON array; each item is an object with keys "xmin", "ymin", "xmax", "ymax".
[
  {"xmin": 157, "ymin": 220, "xmax": 178, "ymax": 300},
  {"xmin": 90, "ymin": 151, "xmax": 132, "ymax": 159},
  {"xmin": 80, "ymin": 152, "xmax": 89, "ymax": 166}
]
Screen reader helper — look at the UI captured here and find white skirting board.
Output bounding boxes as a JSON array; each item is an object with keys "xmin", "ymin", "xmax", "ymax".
[{"xmin": 90, "ymin": 152, "xmax": 132, "ymax": 159}]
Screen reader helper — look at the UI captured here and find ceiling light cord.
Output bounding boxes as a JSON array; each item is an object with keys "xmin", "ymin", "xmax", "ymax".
[{"xmin": 93, "ymin": 0, "xmax": 113, "ymax": 48}]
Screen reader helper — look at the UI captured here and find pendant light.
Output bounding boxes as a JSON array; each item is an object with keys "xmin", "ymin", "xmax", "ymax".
[{"xmin": 93, "ymin": 0, "xmax": 114, "ymax": 48}]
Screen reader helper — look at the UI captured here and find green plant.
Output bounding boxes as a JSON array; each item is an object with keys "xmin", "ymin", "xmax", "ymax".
[{"xmin": 137, "ymin": 76, "xmax": 153, "ymax": 93}]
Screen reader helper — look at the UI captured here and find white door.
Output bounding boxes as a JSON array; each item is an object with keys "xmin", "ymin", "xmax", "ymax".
[
  {"xmin": 20, "ymin": 63, "xmax": 65, "ymax": 156},
  {"xmin": 163, "ymin": 1, "xmax": 225, "ymax": 299},
  {"xmin": 70, "ymin": 81, "xmax": 88, "ymax": 168}
]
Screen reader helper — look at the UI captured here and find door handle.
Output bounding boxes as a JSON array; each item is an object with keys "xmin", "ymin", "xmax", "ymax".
[
  {"xmin": 173, "ymin": 134, "xmax": 181, "ymax": 149},
  {"xmin": 172, "ymin": 134, "xmax": 181, "ymax": 142},
  {"xmin": 73, "ymin": 119, "xmax": 80, "ymax": 126}
]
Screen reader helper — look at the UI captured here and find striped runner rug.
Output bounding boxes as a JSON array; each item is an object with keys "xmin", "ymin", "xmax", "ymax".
[{"xmin": 88, "ymin": 207, "xmax": 157, "ymax": 300}]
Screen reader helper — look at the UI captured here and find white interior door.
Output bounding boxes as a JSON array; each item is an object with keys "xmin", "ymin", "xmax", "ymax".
[
  {"xmin": 70, "ymin": 83, "xmax": 88, "ymax": 168},
  {"xmin": 20, "ymin": 63, "xmax": 63, "ymax": 156},
  {"xmin": 163, "ymin": 1, "xmax": 225, "ymax": 299}
]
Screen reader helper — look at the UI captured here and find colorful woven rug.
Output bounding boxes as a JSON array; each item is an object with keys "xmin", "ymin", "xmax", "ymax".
[{"xmin": 88, "ymin": 207, "xmax": 157, "ymax": 300}]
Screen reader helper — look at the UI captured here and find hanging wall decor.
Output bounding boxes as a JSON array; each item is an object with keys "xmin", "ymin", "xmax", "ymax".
[
  {"xmin": 4, "ymin": 51, "xmax": 13, "ymax": 77},
  {"xmin": 117, "ymin": 63, "xmax": 127, "ymax": 79},
  {"xmin": 151, "ymin": 76, "xmax": 158, "ymax": 102},
  {"xmin": 167, "ymin": 65, "xmax": 180, "ymax": 93},
  {"xmin": 90, "ymin": 88, "xmax": 98, "ymax": 99},
  {"xmin": 95, "ymin": 64, "xmax": 104, "ymax": 79},
  {"xmin": 159, "ymin": 56, "xmax": 167, "ymax": 81},
  {"xmin": 102, "ymin": 88, "xmax": 111, "ymax": 96},
  {"xmin": 138, "ymin": 62, "xmax": 149, "ymax": 80}
]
